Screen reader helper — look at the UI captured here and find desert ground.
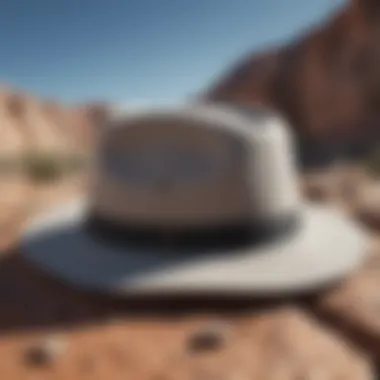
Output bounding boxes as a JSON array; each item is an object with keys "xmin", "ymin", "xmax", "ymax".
[{"xmin": 0, "ymin": 165, "xmax": 379, "ymax": 379}]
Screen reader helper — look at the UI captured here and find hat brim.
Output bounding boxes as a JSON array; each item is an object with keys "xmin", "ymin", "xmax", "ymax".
[{"xmin": 19, "ymin": 198, "xmax": 369, "ymax": 297}]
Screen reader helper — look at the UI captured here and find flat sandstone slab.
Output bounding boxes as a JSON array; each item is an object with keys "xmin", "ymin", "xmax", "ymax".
[{"xmin": 0, "ymin": 254, "xmax": 374, "ymax": 380}]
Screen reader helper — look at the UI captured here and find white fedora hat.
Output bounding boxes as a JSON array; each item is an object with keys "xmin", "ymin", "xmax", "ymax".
[{"xmin": 20, "ymin": 104, "xmax": 370, "ymax": 296}]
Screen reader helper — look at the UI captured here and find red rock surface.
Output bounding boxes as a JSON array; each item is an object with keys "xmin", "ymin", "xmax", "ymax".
[
  {"xmin": 0, "ymin": 251, "xmax": 374, "ymax": 380},
  {"xmin": 204, "ymin": 0, "xmax": 380, "ymax": 151}
]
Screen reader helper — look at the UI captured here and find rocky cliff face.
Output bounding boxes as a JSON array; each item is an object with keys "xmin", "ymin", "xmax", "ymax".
[
  {"xmin": 0, "ymin": 86, "xmax": 111, "ymax": 156},
  {"xmin": 204, "ymin": 0, "xmax": 380, "ymax": 164}
]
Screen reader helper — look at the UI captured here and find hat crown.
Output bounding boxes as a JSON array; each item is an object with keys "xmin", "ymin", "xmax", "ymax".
[{"xmin": 91, "ymin": 105, "xmax": 300, "ymax": 227}]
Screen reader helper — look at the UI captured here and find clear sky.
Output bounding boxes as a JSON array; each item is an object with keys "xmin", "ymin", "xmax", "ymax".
[{"xmin": 0, "ymin": 0, "xmax": 344, "ymax": 106}]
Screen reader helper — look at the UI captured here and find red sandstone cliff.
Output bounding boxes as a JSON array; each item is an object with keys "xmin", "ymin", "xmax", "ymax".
[{"xmin": 204, "ymin": 0, "xmax": 380, "ymax": 159}]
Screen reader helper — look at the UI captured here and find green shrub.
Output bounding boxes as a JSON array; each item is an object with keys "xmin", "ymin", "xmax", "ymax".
[
  {"xmin": 21, "ymin": 152, "xmax": 89, "ymax": 183},
  {"xmin": 0, "ymin": 151, "xmax": 89, "ymax": 182},
  {"xmin": 22, "ymin": 153, "xmax": 64, "ymax": 183}
]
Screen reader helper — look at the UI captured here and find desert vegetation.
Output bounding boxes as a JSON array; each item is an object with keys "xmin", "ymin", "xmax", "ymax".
[{"xmin": 0, "ymin": 152, "xmax": 89, "ymax": 183}]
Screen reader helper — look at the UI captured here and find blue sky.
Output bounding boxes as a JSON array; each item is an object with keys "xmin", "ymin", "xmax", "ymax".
[{"xmin": 0, "ymin": 0, "xmax": 344, "ymax": 105}]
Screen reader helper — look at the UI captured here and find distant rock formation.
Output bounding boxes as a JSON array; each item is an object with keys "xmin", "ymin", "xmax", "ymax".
[
  {"xmin": 204, "ymin": 0, "xmax": 380, "ymax": 165},
  {"xmin": 0, "ymin": 86, "xmax": 112, "ymax": 156}
]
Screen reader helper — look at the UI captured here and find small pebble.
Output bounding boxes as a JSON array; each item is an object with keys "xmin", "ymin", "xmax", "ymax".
[
  {"xmin": 24, "ymin": 336, "xmax": 68, "ymax": 367},
  {"xmin": 187, "ymin": 321, "xmax": 232, "ymax": 353}
]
